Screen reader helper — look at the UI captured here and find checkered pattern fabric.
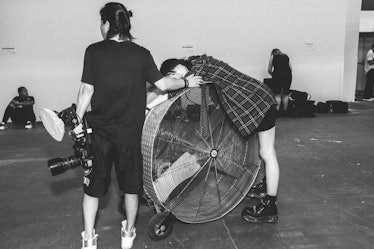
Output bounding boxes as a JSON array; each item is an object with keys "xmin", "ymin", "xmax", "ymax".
[{"xmin": 189, "ymin": 55, "xmax": 277, "ymax": 137}]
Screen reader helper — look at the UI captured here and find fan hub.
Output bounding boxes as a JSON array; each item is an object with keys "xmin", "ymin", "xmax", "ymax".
[{"xmin": 210, "ymin": 149, "xmax": 218, "ymax": 158}]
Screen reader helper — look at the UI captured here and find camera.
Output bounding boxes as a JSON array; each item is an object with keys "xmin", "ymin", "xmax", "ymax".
[{"xmin": 45, "ymin": 105, "xmax": 94, "ymax": 176}]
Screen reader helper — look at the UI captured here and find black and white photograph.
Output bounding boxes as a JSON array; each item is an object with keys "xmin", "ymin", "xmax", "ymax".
[{"xmin": 0, "ymin": 1, "xmax": 373, "ymax": 248}]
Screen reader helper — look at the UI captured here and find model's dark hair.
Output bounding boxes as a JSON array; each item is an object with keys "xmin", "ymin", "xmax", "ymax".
[
  {"xmin": 100, "ymin": 2, "xmax": 134, "ymax": 41},
  {"xmin": 160, "ymin": 59, "xmax": 193, "ymax": 76},
  {"xmin": 18, "ymin": 86, "xmax": 26, "ymax": 94}
]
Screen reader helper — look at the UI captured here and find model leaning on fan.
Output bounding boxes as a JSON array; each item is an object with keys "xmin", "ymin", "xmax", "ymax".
[{"xmin": 147, "ymin": 56, "xmax": 280, "ymax": 224}]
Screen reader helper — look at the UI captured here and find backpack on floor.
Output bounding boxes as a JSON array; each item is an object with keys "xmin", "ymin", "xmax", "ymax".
[
  {"xmin": 326, "ymin": 100, "xmax": 348, "ymax": 113},
  {"xmin": 315, "ymin": 102, "xmax": 329, "ymax": 114},
  {"xmin": 289, "ymin": 90, "xmax": 311, "ymax": 101},
  {"xmin": 287, "ymin": 100, "xmax": 316, "ymax": 118}
]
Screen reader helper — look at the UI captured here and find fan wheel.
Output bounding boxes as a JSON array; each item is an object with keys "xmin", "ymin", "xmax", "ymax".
[{"xmin": 147, "ymin": 212, "xmax": 174, "ymax": 241}]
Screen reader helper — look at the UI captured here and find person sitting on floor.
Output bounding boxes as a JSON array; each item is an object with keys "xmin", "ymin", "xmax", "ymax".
[
  {"xmin": 150, "ymin": 55, "xmax": 280, "ymax": 224},
  {"xmin": 0, "ymin": 86, "xmax": 36, "ymax": 130}
]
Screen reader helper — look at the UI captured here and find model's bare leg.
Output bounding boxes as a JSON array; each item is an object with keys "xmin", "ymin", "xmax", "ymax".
[{"xmin": 258, "ymin": 127, "xmax": 279, "ymax": 195}]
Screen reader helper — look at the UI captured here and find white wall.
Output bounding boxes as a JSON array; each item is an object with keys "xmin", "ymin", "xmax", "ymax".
[
  {"xmin": 356, "ymin": 12, "xmax": 374, "ymax": 91},
  {"xmin": 342, "ymin": 0, "xmax": 362, "ymax": 100},
  {"xmin": 0, "ymin": 0, "xmax": 361, "ymax": 121},
  {"xmin": 360, "ymin": 11, "xmax": 374, "ymax": 32}
]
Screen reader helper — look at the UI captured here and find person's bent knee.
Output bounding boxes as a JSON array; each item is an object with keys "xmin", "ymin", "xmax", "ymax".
[{"xmin": 259, "ymin": 147, "xmax": 276, "ymax": 162}]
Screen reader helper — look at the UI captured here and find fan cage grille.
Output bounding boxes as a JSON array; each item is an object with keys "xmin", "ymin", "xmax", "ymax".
[{"xmin": 142, "ymin": 86, "xmax": 261, "ymax": 223}]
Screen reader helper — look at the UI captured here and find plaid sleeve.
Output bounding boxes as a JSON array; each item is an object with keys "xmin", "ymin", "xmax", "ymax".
[{"xmin": 191, "ymin": 55, "xmax": 276, "ymax": 136}]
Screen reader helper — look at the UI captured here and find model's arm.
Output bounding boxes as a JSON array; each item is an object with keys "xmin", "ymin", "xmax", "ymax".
[
  {"xmin": 267, "ymin": 55, "xmax": 274, "ymax": 76},
  {"xmin": 154, "ymin": 74, "xmax": 202, "ymax": 91},
  {"xmin": 76, "ymin": 83, "xmax": 94, "ymax": 121}
]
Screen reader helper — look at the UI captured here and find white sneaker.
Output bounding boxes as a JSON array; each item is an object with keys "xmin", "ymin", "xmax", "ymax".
[
  {"xmin": 81, "ymin": 230, "xmax": 98, "ymax": 249},
  {"xmin": 121, "ymin": 220, "xmax": 136, "ymax": 249},
  {"xmin": 25, "ymin": 121, "xmax": 32, "ymax": 129},
  {"xmin": 363, "ymin": 98, "xmax": 374, "ymax": 101},
  {"xmin": 0, "ymin": 122, "xmax": 6, "ymax": 130}
]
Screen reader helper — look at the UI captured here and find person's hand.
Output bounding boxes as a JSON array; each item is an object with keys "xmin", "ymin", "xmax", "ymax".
[
  {"xmin": 185, "ymin": 75, "xmax": 211, "ymax": 87},
  {"xmin": 12, "ymin": 100, "xmax": 22, "ymax": 108},
  {"xmin": 72, "ymin": 123, "xmax": 85, "ymax": 138}
]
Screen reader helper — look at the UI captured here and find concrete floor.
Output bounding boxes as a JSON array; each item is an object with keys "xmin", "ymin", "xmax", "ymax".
[{"xmin": 1, "ymin": 101, "xmax": 374, "ymax": 249}]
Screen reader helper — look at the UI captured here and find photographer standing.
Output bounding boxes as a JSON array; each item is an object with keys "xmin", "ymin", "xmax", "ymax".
[{"xmin": 74, "ymin": 3, "xmax": 203, "ymax": 249}]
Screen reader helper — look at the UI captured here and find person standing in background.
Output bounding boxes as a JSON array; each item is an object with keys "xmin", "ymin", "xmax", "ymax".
[
  {"xmin": 363, "ymin": 43, "xmax": 374, "ymax": 101},
  {"xmin": 267, "ymin": 48, "xmax": 292, "ymax": 114}
]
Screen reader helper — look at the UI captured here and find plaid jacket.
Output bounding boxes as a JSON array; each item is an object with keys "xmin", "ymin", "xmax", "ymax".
[{"xmin": 189, "ymin": 55, "xmax": 277, "ymax": 137}]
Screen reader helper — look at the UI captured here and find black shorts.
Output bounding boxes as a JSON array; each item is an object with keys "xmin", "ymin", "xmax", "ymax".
[
  {"xmin": 255, "ymin": 105, "xmax": 277, "ymax": 132},
  {"xmin": 83, "ymin": 133, "xmax": 143, "ymax": 197}
]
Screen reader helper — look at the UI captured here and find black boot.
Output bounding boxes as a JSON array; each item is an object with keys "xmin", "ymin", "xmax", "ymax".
[
  {"xmin": 246, "ymin": 177, "xmax": 267, "ymax": 198},
  {"xmin": 241, "ymin": 195, "xmax": 278, "ymax": 223}
]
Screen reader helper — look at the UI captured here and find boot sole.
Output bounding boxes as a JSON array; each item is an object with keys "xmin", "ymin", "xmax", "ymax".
[
  {"xmin": 242, "ymin": 214, "xmax": 278, "ymax": 224},
  {"xmin": 246, "ymin": 192, "xmax": 267, "ymax": 199}
]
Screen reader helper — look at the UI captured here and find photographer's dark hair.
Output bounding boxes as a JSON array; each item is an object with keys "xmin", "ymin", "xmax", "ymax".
[{"xmin": 100, "ymin": 2, "xmax": 134, "ymax": 41}]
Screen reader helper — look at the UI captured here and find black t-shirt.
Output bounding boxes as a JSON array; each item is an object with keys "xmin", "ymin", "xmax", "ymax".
[{"xmin": 81, "ymin": 40, "xmax": 163, "ymax": 145}]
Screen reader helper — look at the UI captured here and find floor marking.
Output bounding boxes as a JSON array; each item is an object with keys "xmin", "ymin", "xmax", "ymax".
[
  {"xmin": 222, "ymin": 219, "xmax": 238, "ymax": 249},
  {"xmin": 342, "ymin": 209, "xmax": 374, "ymax": 227},
  {"xmin": 0, "ymin": 158, "xmax": 48, "ymax": 166},
  {"xmin": 310, "ymin": 138, "xmax": 342, "ymax": 143}
]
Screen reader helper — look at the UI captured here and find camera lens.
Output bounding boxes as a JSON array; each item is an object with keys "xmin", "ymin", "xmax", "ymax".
[{"xmin": 47, "ymin": 155, "xmax": 81, "ymax": 176}]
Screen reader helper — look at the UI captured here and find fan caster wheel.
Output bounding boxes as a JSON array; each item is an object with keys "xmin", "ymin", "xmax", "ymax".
[{"xmin": 148, "ymin": 212, "xmax": 174, "ymax": 240}]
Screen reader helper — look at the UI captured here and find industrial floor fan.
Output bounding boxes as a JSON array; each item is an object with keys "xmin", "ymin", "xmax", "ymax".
[{"xmin": 142, "ymin": 84, "xmax": 261, "ymax": 240}]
